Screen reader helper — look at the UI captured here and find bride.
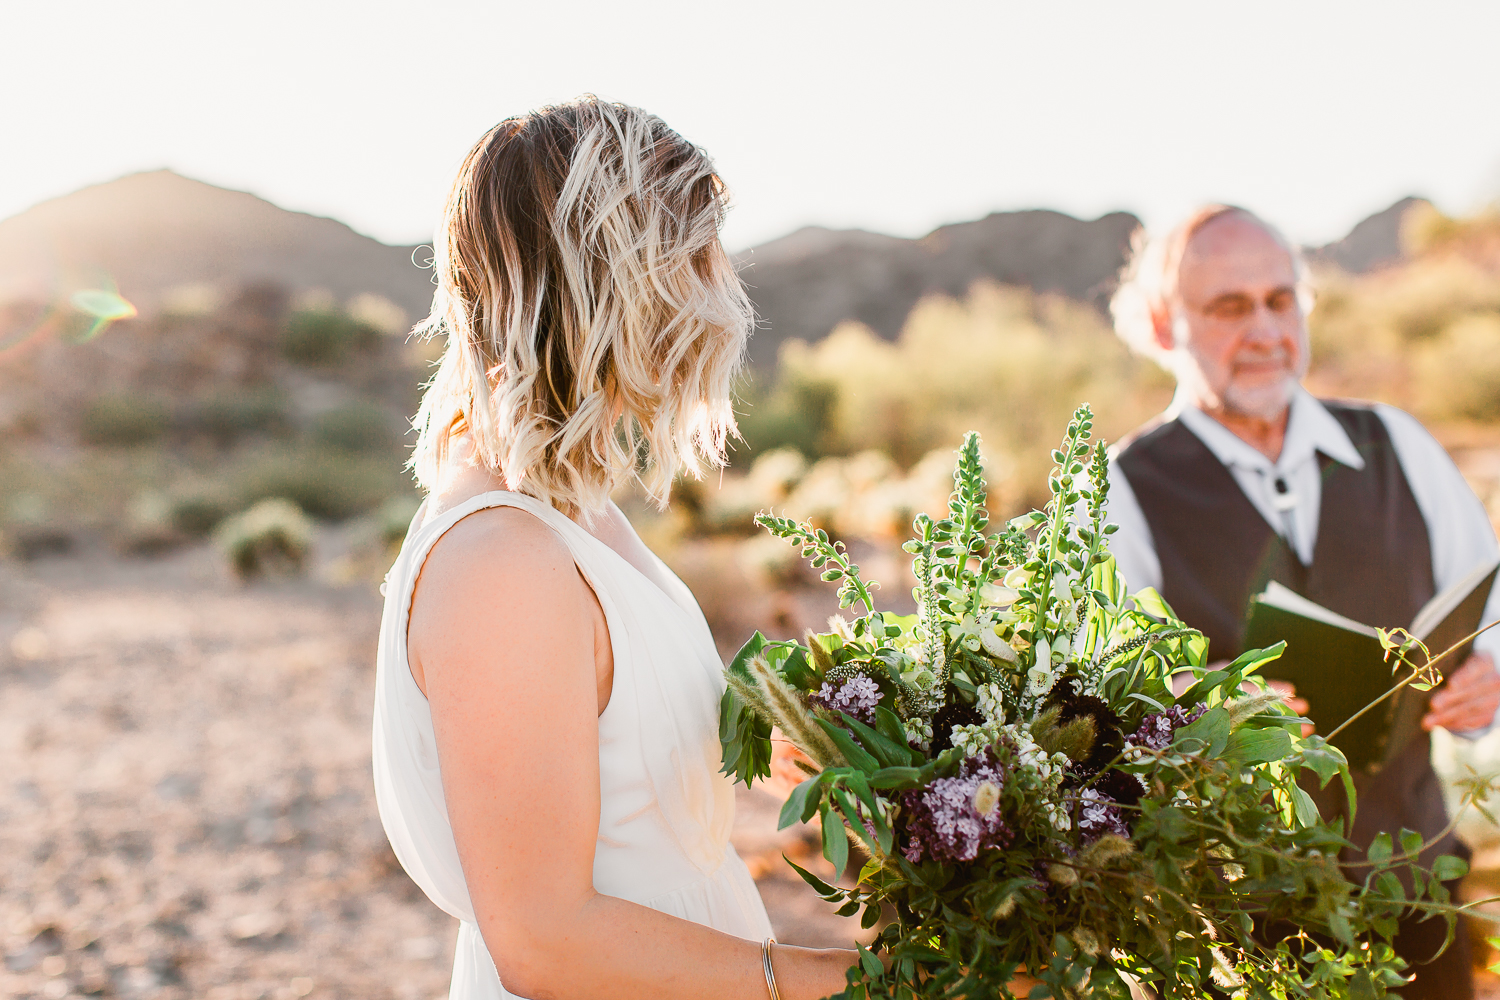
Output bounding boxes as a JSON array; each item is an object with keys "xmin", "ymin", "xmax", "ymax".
[{"xmin": 372, "ymin": 97, "xmax": 856, "ymax": 999}]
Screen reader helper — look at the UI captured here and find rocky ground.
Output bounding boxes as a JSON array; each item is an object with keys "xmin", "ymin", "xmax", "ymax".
[
  {"xmin": 0, "ymin": 532, "xmax": 867, "ymax": 1000},
  {"xmin": 6, "ymin": 515, "xmax": 1500, "ymax": 999}
]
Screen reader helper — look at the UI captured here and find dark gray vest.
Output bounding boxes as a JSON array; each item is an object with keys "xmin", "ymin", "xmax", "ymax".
[{"xmin": 1116, "ymin": 400, "xmax": 1457, "ymax": 862}]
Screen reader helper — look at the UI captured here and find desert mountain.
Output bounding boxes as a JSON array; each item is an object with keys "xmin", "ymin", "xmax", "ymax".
[
  {"xmin": 1305, "ymin": 196, "xmax": 1427, "ymax": 275},
  {"xmin": 0, "ymin": 170, "xmax": 435, "ymax": 321},
  {"xmin": 0, "ymin": 172, "xmax": 1424, "ymax": 372},
  {"xmin": 737, "ymin": 210, "xmax": 1142, "ymax": 368}
]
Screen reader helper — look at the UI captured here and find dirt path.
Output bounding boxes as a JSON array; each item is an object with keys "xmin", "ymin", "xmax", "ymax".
[{"xmin": 0, "ymin": 538, "xmax": 862, "ymax": 1000}]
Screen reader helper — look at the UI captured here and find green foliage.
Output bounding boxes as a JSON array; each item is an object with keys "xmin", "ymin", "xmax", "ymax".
[
  {"xmin": 753, "ymin": 513, "xmax": 877, "ymax": 613},
  {"xmin": 234, "ymin": 445, "xmax": 413, "ymax": 520},
  {"xmin": 311, "ymin": 399, "xmax": 398, "ymax": 453},
  {"xmin": 79, "ymin": 393, "xmax": 171, "ymax": 446},
  {"xmin": 216, "ymin": 498, "xmax": 313, "ymax": 579},
  {"xmin": 281, "ymin": 308, "xmax": 381, "ymax": 365},
  {"xmin": 738, "ymin": 287, "xmax": 1172, "ymax": 512},
  {"xmin": 722, "ymin": 407, "xmax": 1483, "ymax": 999},
  {"xmin": 1415, "ymin": 313, "xmax": 1500, "ymax": 422},
  {"xmin": 184, "ymin": 387, "xmax": 291, "ymax": 447}
]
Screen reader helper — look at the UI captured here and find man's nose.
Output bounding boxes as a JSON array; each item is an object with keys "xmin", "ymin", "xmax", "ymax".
[{"xmin": 1240, "ymin": 303, "xmax": 1285, "ymax": 346}]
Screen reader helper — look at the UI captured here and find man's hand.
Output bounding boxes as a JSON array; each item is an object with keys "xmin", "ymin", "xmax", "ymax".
[
  {"xmin": 1171, "ymin": 664, "xmax": 1313, "ymax": 734},
  {"xmin": 1422, "ymin": 652, "xmax": 1500, "ymax": 733}
]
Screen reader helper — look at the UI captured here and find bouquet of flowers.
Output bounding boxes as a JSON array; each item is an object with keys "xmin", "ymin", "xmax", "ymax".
[{"xmin": 720, "ymin": 405, "xmax": 1475, "ymax": 999}]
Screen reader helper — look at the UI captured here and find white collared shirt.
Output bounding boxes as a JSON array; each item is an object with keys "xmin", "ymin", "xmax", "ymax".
[{"xmin": 1106, "ymin": 387, "xmax": 1500, "ymax": 735}]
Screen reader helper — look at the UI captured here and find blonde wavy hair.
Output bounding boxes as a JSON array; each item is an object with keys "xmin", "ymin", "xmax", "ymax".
[
  {"xmin": 1109, "ymin": 204, "xmax": 1314, "ymax": 367},
  {"xmin": 409, "ymin": 97, "xmax": 751, "ymax": 517}
]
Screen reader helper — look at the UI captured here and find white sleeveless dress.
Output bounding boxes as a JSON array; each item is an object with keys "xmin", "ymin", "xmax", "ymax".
[{"xmin": 372, "ymin": 491, "xmax": 773, "ymax": 998}]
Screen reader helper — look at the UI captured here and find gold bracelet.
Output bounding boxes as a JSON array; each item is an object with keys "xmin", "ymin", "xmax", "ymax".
[{"xmin": 761, "ymin": 937, "xmax": 782, "ymax": 1000}]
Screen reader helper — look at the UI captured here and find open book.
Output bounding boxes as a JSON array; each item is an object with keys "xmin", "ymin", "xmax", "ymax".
[{"xmin": 1244, "ymin": 557, "xmax": 1500, "ymax": 771}]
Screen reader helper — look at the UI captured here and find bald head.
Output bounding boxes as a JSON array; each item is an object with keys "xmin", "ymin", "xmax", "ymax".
[{"xmin": 1113, "ymin": 207, "xmax": 1311, "ymax": 421}]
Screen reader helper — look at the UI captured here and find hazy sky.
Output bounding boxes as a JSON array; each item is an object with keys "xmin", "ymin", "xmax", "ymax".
[{"xmin": 4, "ymin": 1, "xmax": 1499, "ymax": 251}]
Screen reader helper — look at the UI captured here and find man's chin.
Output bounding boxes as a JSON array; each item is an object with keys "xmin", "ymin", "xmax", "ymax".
[{"xmin": 1222, "ymin": 376, "xmax": 1297, "ymax": 421}]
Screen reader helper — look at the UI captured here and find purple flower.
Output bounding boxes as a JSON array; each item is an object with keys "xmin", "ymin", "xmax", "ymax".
[
  {"xmin": 1076, "ymin": 788, "xmax": 1128, "ymax": 841},
  {"xmin": 901, "ymin": 749, "xmax": 1014, "ymax": 864},
  {"xmin": 1125, "ymin": 704, "xmax": 1206, "ymax": 753},
  {"xmin": 811, "ymin": 674, "xmax": 882, "ymax": 725}
]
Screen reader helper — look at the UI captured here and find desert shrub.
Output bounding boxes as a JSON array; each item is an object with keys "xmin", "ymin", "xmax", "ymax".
[
  {"xmin": 235, "ymin": 445, "xmax": 412, "ymax": 520},
  {"xmin": 184, "ymin": 388, "xmax": 290, "ymax": 447},
  {"xmin": 216, "ymin": 498, "xmax": 313, "ymax": 579},
  {"xmin": 734, "ymin": 375, "xmax": 838, "ymax": 457},
  {"xmin": 1416, "ymin": 313, "xmax": 1500, "ymax": 422},
  {"xmin": 281, "ymin": 308, "xmax": 381, "ymax": 365},
  {"xmin": 117, "ymin": 491, "xmax": 183, "ymax": 556},
  {"xmin": 376, "ymin": 494, "xmax": 422, "ymax": 548},
  {"xmin": 168, "ymin": 484, "xmax": 238, "ymax": 538},
  {"xmin": 311, "ymin": 400, "xmax": 397, "ymax": 453},
  {"xmin": 745, "ymin": 284, "xmax": 1172, "ymax": 514},
  {"xmin": 80, "ymin": 393, "xmax": 171, "ymax": 446}
]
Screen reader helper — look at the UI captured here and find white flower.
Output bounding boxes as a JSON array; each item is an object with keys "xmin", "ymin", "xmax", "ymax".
[
  {"xmin": 947, "ymin": 614, "xmax": 984, "ymax": 652},
  {"xmin": 978, "ymin": 583, "xmax": 1020, "ymax": 607},
  {"xmin": 1003, "ymin": 566, "xmax": 1033, "ymax": 588},
  {"xmin": 976, "ymin": 683, "xmax": 1007, "ymax": 726},
  {"xmin": 950, "ymin": 724, "xmax": 995, "ymax": 758},
  {"xmin": 978, "ymin": 623, "xmax": 1017, "ymax": 662},
  {"xmin": 1027, "ymin": 665, "xmax": 1054, "ymax": 697}
]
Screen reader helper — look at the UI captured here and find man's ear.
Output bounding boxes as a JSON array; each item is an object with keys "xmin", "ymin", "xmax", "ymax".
[{"xmin": 1150, "ymin": 303, "xmax": 1176, "ymax": 354}]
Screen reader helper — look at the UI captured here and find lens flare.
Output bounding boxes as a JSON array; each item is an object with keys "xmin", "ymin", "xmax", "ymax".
[{"xmin": 70, "ymin": 288, "xmax": 137, "ymax": 341}]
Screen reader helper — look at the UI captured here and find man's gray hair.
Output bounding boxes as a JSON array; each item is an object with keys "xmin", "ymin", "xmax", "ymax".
[{"xmin": 1109, "ymin": 204, "xmax": 1315, "ymax": 366}]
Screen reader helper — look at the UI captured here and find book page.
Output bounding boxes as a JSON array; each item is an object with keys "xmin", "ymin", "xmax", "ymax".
[
  {"xmin": 1411, "ymin": 556, "xmax": 1500, "ymax": 638},
  {"xmin": 1257, "ymin": 581, "xmax": 1379, "ymax": 637}
]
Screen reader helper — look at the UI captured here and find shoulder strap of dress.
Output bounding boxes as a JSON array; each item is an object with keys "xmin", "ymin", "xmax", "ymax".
[{"xmin": 392, "ymin": 490, "xmax": 594, "ymax": 645}]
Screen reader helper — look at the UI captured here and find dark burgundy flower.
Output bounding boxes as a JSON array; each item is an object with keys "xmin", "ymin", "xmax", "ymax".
[
  {"xmin": 930, "ymin": 701, "xmax": 985, "ymax": 755},
  {"xmin": 1045, "ymin": 676, "xmax": 1123, "ymax": 776}
]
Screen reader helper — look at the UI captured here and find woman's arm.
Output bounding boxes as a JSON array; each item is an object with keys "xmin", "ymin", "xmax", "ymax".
[{"xmin": 408, "ymin": 507, "xmax": 853, "ymax": 1000}]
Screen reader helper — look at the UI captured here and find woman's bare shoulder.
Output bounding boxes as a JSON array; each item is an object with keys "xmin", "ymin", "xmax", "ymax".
[{"xmin": 418, "ymin": 506, "xmax": 577, "ymax": 603}]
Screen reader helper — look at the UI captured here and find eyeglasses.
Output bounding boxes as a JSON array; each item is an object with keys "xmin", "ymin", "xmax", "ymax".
[{"xmin": 1196, "ymin": 287, "xmax": 1300, "ymax": 323}]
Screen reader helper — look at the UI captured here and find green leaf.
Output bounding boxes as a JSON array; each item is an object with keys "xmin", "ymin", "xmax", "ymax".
[
  {"xmin": 1368, "ymin": 832, "xmax": 1393, "ymax": 865},
  {"xmin": 726, "ymin": 630, "xmax": 768, "ymax": 682},
  {"xmin": 839, "ymin": 711, "xmax": 917, "ymax": 768},
  {"xmin": 870, "ymin": 766, "xmax": 922, "ymax": 789},
  {"xmin": 816, "ymin": 717, "xmax": 882, "ymax": 773},
  {"xmin": 1177, "ymin": 670, "xmax": 1231, "ymax": 707},
  {"xmin": 873, "ymin": 705, "xmax": 913, "ymax": 752},
  {"xmin": 1290, "ymin": 785, "xmax": 1320, "ymax": 829},
  {"xmin": 858, "ymin": 858, "xmax": 885, "ymax": 884},
  {"xmin": 1175, "ymin": 706, "xmax": 1231, "ymax": 757},
  {"xmin": 778, "ymin": 773, "xmax": 825, "ymax": 830},
  {"xmin": 1297, "ymin": 735, "xmax": 1349, "ymax": 788},
  {"xmin": 784, "ymin": 855, "xmax": 837, "ymax": 895},
  {"xmin": 780, "ymin": 647, "xmax": 819, "ymax": 690},
  {"xmin": 1226, "ymin": 641, "xmax": 1286, "ymax": 676},
  {"xmin": 1130, "ymin": 587, "xmax": 1180, "ymax": 621},
  {"xmin": 1400, "ymin": 827, "xmax": 1424, "ymax": 858},
  {"xmin": 858, "ymin": 945, "xmax": 883, "ymax": 978},
  {"xmin": 1433, "ymin": 853, "xmax": 1469, "ymax": 882},
  {"xmin": 822, "ymin": 801, "xmax": 849, "ymax": 876},
  {"xmin": 1223, "ymin": 726, "xmax": 1293, "ymax": 765},
  {"xmin": 833, "ymin": 786, "xmax": 881, "ymax": 854}
]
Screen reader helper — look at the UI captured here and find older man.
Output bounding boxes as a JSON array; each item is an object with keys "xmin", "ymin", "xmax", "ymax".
[{"xmin": 1106, "ymin": 205, "xmax": 1500, "ymax": 998}]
